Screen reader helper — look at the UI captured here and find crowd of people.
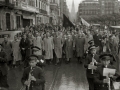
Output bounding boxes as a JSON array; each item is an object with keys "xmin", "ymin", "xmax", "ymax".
[{"xmin": 0, "ymin": 24, "xmax": 120, "ymax": 90}]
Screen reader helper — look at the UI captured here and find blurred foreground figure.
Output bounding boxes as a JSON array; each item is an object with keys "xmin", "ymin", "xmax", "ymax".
[
  {"xmin": 0, "ymin": 44, "xmax": 9, "ymax": 90},
  {"xmin": 21, "ymin": 55, "xmax": 45, "ymax": 90}
]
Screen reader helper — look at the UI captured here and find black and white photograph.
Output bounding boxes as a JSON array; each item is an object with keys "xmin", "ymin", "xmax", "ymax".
[{"xmin": 1, "ymin": 0, "xmax": 120, "ymax": 90}]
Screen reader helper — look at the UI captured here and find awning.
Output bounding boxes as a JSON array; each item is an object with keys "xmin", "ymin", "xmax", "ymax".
[{"xmin": 23, "ymin": 15, "xmax": 34, "ymax": 19}]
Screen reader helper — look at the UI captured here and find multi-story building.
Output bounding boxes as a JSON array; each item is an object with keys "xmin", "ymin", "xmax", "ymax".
[
  {"xmin": 49, "ymin": 0, "xmax": 60, "ymax": 25},
  {"xmin": 0, "ymin": 0, "xmax": 15, "ymax": 30},
  {"xmin": 0, "ymin": 0, "xmax": 50, "ymax": 30},
  {"xmin": 77, "ymin": 0, "xmax": 120, "ymax": 22},
  {"xmin": 36, "ymin": 0, "xmax": 50, "ymax": 25},
  {"xmin": 63, "ymin": 0, "xmax": 70, "ymax": 18},
  {"xmin": 78, "ymin": 0, "xmax": 100, "ymax": 21},
  {"xmin": 99, "ymin": 0, "xmax": 118, "ymax": 15}
]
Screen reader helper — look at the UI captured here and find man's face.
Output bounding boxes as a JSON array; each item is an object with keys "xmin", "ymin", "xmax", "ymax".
[
  {"xmin": 29, "ymin": 60, "xmax": 37, "ymax": 67},
  {"xmin": 90, "ymin": 49, "xmax": 96, "ymax": 54},
  {"xmin": 101, "ymin": 57, "xmax": 110, "ymax": 66},
  {"xmin": 4, "ymin": 37, "xmax": 8, "ymax": 42},
  {"xmin": 23, "ymin": 35, "xmax": 26, "ymax": 39}
]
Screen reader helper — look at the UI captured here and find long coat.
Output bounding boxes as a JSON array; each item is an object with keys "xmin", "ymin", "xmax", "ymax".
[
  {"xmin": 75, "ymin": 37, "xmax": 85, "ymax": 57},
  {"xmin": 43, "ymin": 37, "xmax": 53, "ymax": 59},
  {"xmin": 53, "ymin": 36, "xmax": 63, "ymax": 58},
  {"xmin": 65, "ymin": 39, "xmax": 73, "ymax": 58},
  {"xmin": 33, "ymin": 37, "xmax": 43, "ymax": 55},
  {"xmin": 21, "ymin": 66, "xmax": 45, "ymax": 90},
  {"xmin": 12, "ymin": 40, "xmax": 22, "ymax": 63},
  {"xmin": 2, "ymin": 41, "xmax": 12, "ymax": 61},
  {"xmin": 19, "ymin": 38, "xmax": 31, "ymax": 59}
]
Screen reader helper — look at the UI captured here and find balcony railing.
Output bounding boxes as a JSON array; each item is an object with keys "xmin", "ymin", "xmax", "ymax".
[
  {"xmin": 0, "ymin": 0, "xmax": 15, "ymax": 8},
  {"xmin": 14, "ymin": 1, "xmax": 39, "ymax": 13},
  {"xmin": 39, "ymin": 9, "xmax": 47, "ymax": 14}
]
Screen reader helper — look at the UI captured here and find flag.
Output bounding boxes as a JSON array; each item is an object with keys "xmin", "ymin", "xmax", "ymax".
[
  {"xmin": 63, "ymin": 14, "xmax": 75, "ymax": 28},
  {"xmin": 80, "ymin": 17, "xmax": 90, "ymax": 27}
]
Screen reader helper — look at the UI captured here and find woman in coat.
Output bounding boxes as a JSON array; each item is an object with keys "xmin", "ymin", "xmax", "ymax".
[
  {"xmin": 33, "ymin": 32, "xmax": 43, "ymax": 56},
  {"xmin": 43, "ymin": 32, "xmax": 54, "ymax": 65},
  {"xmin": 12, "ymin": 35, "xmax": 22, "ymax": 67},
  {"xmin": 65, "ymin": 35, "xmax": 73, "ymax": 64}
]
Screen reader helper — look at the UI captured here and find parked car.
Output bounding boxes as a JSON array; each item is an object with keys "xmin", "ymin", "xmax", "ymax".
[{"xmin": 0, "ymin": 30, "xmax": 22, "ymax": 44}]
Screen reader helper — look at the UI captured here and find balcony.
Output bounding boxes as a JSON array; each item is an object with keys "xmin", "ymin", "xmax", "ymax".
[
  {"xmin": 39, "ymin": 9, "xmax": 47, "ymax": 14},
  {"xmin": 0, "ymin": 0, "xmax": 15, "ymax": 9},
  {"xmin": 14, "ymin": 1, "xmax": 39, "ymax": 13},
  {"xmin": 50, "ymin": 2, "xmax": 59, "ymax": 10}
]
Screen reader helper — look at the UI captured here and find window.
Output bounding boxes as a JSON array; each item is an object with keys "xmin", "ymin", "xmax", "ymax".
[
  {"xmin": 28, "ymin": 0, "xmax": 35, "ymax": 7},
  {"xmin": 36, "ymin": 0, "xmax": 37, "ymax": 7},
  {"xmin": 16, "ymin": 16, "xmax": 20, "ymax": 29},
  {"xmin": 39, "ymin": 1, "xmax": 41, "ymax": 8}
]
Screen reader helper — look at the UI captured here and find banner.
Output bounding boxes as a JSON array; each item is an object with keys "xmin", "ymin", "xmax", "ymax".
[
  {"xmin": 80, "ymin": 17, "xmax": 90, "ymax": 27},
  {"xmin": 63, "ymin": 14, "xmax": 75, "ymax": 28}
]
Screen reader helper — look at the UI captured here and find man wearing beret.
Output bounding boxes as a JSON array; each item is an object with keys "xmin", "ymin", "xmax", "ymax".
[
  {"xmin": 84, "ymin": 45, "xmax": 100, "ymax": 90},
  {"xmin": 0, "ymin": 44, "xmax": 9, "ymax": 90},
  {"xmin": 94, "ymin": 53, "xmax": 119, "ymax": 90}
]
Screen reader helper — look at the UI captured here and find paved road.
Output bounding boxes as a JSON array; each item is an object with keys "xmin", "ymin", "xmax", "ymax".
[
  {"xmin": 51, "ymin": 59, "xmax": 88, "ymax": 90},
  {"xmin": 8, "ymin": 65, "xmax": 59, "ymax": 90},
  {"xmin": 7, "ymin": 59, "xmax": 88, "ymax": 90}
]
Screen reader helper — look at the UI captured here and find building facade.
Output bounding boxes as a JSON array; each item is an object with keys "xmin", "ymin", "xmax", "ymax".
[
  {"xmin": 77, "ymin": 0, "xmax": 120, "ymax": 21},
  {"xmin": 0, "ymin": 0, "xmax": 50, "ymax": 30},
  {"xmin": 63, "ymin": 0, "xmax": 70, "ymax": 18},
  {"xmin": 0, "ymin": 0, "xmax": 15, "ymax": 30},
  {"xmin": 99, "ymin": 0, "xmax": 118, "ymax": 15},
  {"xmin": 49, "ymin": 0, "xmax": 61, "ymax": 25},
  {"xmin": 78, "ymin": 0, "xmax": 100, "ymax": 21}
]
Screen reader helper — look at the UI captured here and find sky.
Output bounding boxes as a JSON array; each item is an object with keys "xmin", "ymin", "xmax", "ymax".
[{"xmin": 66, "ymin": 0, "xmax": 84, "ymax": 12}]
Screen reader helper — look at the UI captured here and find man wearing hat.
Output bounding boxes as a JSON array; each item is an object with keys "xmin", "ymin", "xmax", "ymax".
[
  {"xmin": 0, "ymin": 44, "xmax": 9, "ymax": 90},
  {"xmin": 84, "ymin": 45, "xmax": 100, "ymax": 90},
  {"xmin": 21, "ymin": 55, "xmax": 45, "ymax": 90},
  {"xmin": 94, "ymin": 53, "xmax": 118, "ymax": 90}
]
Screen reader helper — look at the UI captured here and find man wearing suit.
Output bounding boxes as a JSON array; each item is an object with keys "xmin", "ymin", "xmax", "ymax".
[{"xmin": 19, "ymin": 34, "xmax": 31, "ymax": 67}]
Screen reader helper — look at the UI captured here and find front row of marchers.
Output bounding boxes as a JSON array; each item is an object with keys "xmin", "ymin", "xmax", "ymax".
[{"xmin": 84, "ymin": 45, "xmax": 120, "ymax": 90}]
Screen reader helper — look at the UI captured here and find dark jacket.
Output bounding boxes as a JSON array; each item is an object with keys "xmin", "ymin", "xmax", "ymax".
[
  {"xmin": 21, "ymin": 66, "xmax": 45, "ymax": 90},
  {"xmin": 19, "ymin": 38, "xmax": 31, "ymax": 58},
  {"xmin": 84, "ymin": 54, "xmax": 100, "ymax": 78},
  {"xmin": 0, "ymin": 51, "xmax": 9, "ymax": 88},
  {"xmin": 94, "ymin": 65, "xmax": 117, "ymax": 90}
]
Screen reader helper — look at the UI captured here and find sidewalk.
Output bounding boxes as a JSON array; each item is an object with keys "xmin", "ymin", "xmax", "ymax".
[{"xmin": 7, "ymin": 65, "xmax": 59, "ymax": 90}]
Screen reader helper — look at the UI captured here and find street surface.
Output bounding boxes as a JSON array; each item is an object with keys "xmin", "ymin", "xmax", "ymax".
[{"xmin": 8, "ymin": 59, "xmax": 88, "ymax": 90}]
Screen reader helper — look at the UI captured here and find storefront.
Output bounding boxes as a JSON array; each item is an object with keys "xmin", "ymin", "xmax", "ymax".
[{"xmin": 22, "ymin": 13, "xmax": 35, "ymax": 28}]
